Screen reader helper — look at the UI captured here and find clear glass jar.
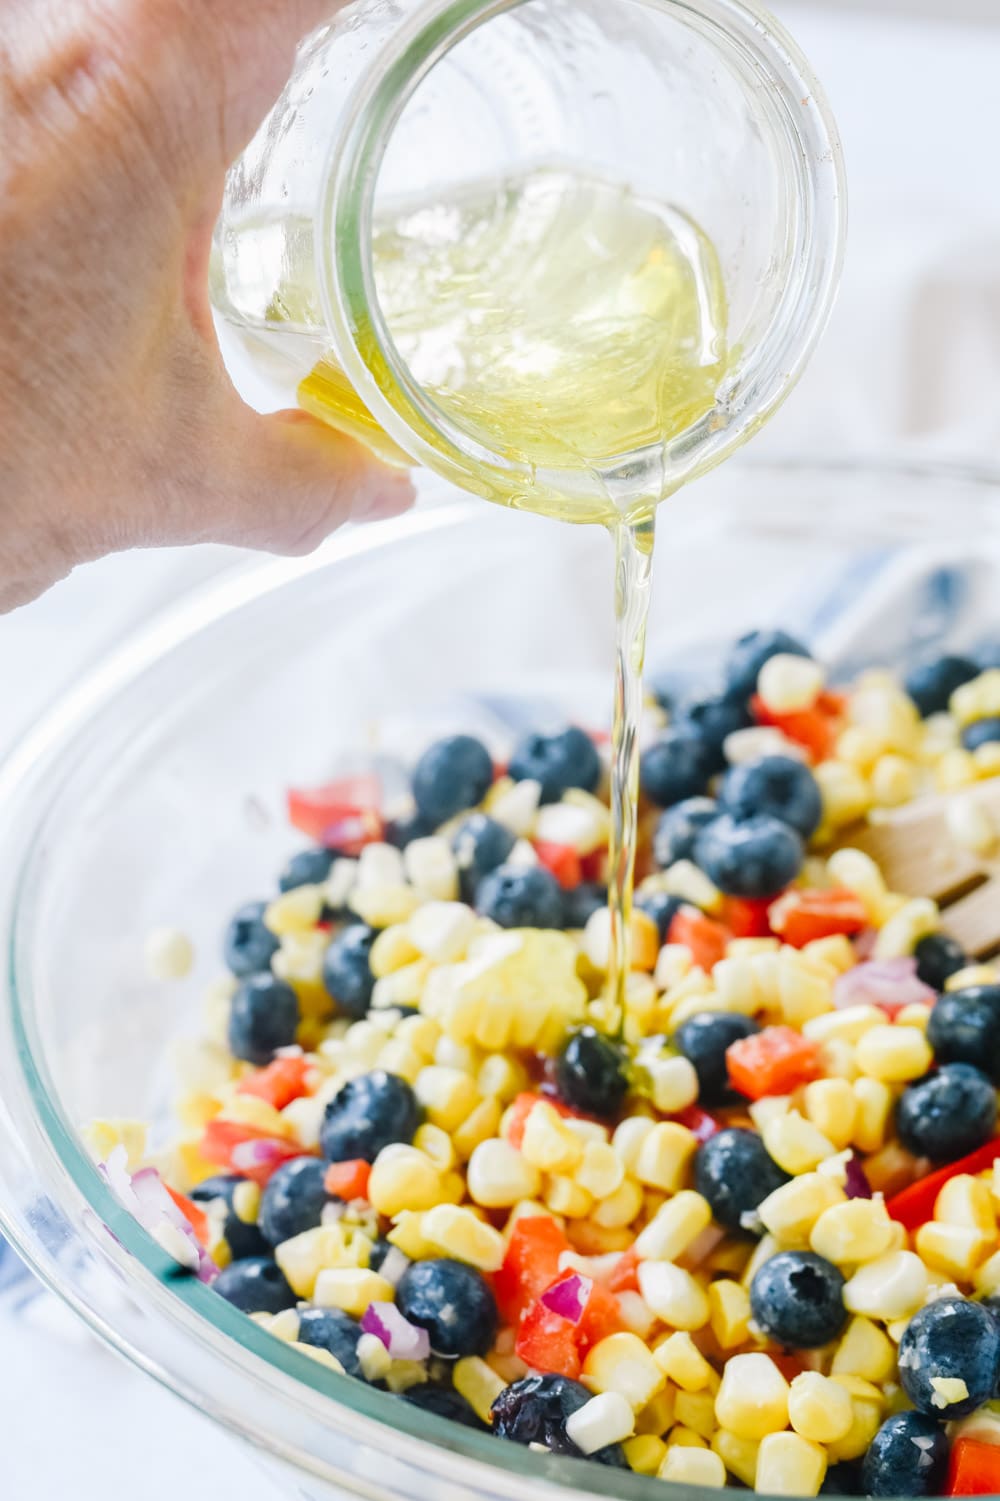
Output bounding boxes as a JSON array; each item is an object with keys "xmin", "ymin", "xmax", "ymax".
[{"xmin": 211, "ymin": 0, "xmax": 846, "ymax": 521}]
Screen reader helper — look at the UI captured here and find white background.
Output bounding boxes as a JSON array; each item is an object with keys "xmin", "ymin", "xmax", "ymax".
[{"xmin": 3, "ymin": 2, "xmax": 1000, "ymax": 1495}]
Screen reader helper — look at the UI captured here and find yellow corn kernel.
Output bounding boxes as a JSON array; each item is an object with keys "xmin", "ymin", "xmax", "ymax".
[
  {"xmin": 755, "ymin": 1431, "xmax": 827, "ymax": 1496},
  {"xmin": 872, "ymin": 898, "xmax": 940, "ymax": 961},
  {"xmin": 749, "ymin": 1095, "xmax": 794, "ymax": 1134},
  {"xmin": 263, "ymin": 884, "xmax": 325, "ymax": 936},
  {"xmin": 787, "ymin": 1371, "xmax": 854, "ymax": 1444},
  {"xmin": 583, "ymin": 1332, "xmax": 666, "ymax": 1411},
  {"xmin": 387, "ymin": 1211, "xmax": 440, "ymax": 1261},
  {"xmin": 574, "ymin": 1140, "xmax": 625, "ymax": 1200},
  {"xmin": 451, "ymin": 1097, "xmax": 501, "ymax": 1161},
  {"xmin": 803, "ymin": 934, "xmax": 858, "ymax": 976},
  {"xmin": 657, "ymin": 859, "xmax": 725, "ymax": 918},
  {"xmin": 952, "ymin": 672, "xmax": 1000, "ymax": 726},
  {"xmin": 674, "ymin": 1389, "xmax": 720, "ymax": 1441},
  {"xmin": 384, "ymin": 1361, "xmax": 430, "ymax": 1394},
  {"xmin": 802, "ymin": 1078, "xmax": 857, "ymax": 1151},
  {"xmin": 637, "ymin": 1262, "xmax": 710, "ymax": 1331},
  {"xmin": 935, "ymin": 748, "xmax": 979, "ymax": 790},
  {"xmin": 831, "ymin": 1316, "xmax": 896, "ymax": 1382},
  {"xmin": 635, "ymin": 1386, "xmax": 677, "ymax": 1436},
  {"xmin": 453, "ymin": 1357, "xmax": 507, "ymax": 1424},
  {"xmin": 85, "ymin": 1117, "xmax": 149, "ymax": 1172},
  {"xmin": 757, "ymin": 1174, "xmax": 845, "ymax": 1247},
  {"xmin": 851, "ymin": 1078, "xmax": 894, "ymax": 1154},
  {"xmin": 654, "ymin": 943, "xmax": 695, "ymax": 991},
  {"xmin": 870, "ymin": 754, "xmax": 917, "ymax": 808},
  {"xmin": 634, "ymin": 1122, "xmax": 698, "ymax": 1192},
  {"xmin": 295, "ymin": 1342, "xmax": 346, "ymax": 1375},
  {"xmin": 313, "ymin": 1267, "xmax": 393, "ymax": 1317},
  {"xmin": 367, "ymin": 925, "xmax": 420, "ymax": 979},
  {"xmin": 826, "ymin": 848, "xmax": 886, "ymax": 919},
  {"xmin": 666, "ymin": 991, "xmax": 733, "ymax": 1029},
  {"xmin": 356, "ymin": 1332, "xmax": 393, "ymax": 1382},
  {"xmin": 815, "ymin": 760, "xmax": 872, "ymax": 830},
  {"xmin": 520, "ymin": 1101, "xmax": 585, "ymax": 1173},
  {"xmin": 741, "ymin": 1233, "xmax": 781, "ymax": 1289},
  {"xmin": 759, "ymin": 654, "xmax": 825, "ymax": 713},
  {"xmin": 842, "ymin": 1250, "xmax": 928, "ymax": 1320},
  {"xmin": 402, "ymin": 835, "xmax": 459, "ymax": 901},
  {"xmin": 591, "ymin": 1175, "xmax": 644, "ymax": 1229},
  {"xmin": 894, "ymin": 1003, "xmax": 932, "ymax": 1031},
  {"xmin": 937, "ymin": 1174, "xmax": 997, "ymax": 1232},
  {"xmin": 477, "ymin": 1053, "xmax": 528, "ymax": 1103},
  {"xmin": 712, "ymin": 956, "xmax": 764, "ymax": 1017},
  {"xmin": 413, "ymin": 1065, "xmax": 479, "ymax": 1133},
  {"xmin": 777, "ymin": 955, "xmax": 835, "ymax": 1029},
  {"xmin": 915, "ymin": 1221, "xmax": 996, "ymax": 1280},
  {"xmin": 624, "ymin": 1435, "xmax": 667, "ymax": 1475},
  {"xmin": 708, "ymin": 1279, "xmax": 751, "ymax": 1350},
  {"xmin": 646, "ymin": 1055, "xmax": 701, "ymax": 1115},
  {"xmin": 713, "ymin": 1429, "xmax": 761, "ymax": 1488},
  {"xmin": 411, "ymin": 1122, "xmax": 455, "ymax": 1173},
  {"xmin": 707, "ymin": 1239, "xmax": 754, "ymax": 1278},
  {"xmin": 466, "ymin": 1138, "xmax": 540, "ymax": 1207},
  {"xmin": 421, "ymin": 1205, "xmax": 506, "ymax": 1272},
  {"xmin": 252, "ymin": 1307, "xmax": 301, "ymax": 1343},
  {"xmin": 855, "ymin": 1024, "xmax": 933, "ymax": 1082},
  {"xmin": 974, "ymin": 741, "xmax": 1000, "ymax": 778},
  {"xmin": 947, "ymin": 963, "xmax": 1000, "ymax": 992},
  {"xmin": 635, "ymin": 1191, "xmax": 712, "ymax": 1262},
  {"xmin": 349, "ymin": 882, "xmax": 422, "ymax": 928},
  {"xmin": 544, "ymin": 1175, "xmax": 594, "ymax": 1219},
  {"xmin": 653, "ymin": 1331, "xmax": 716, "ymax": 1392},
  {"xmin": 715, "ymin": 1354, "xmax": 790, "ymax": 1440},
  {"xmin": 809, "ymin": 1197, "xmax": 897, "ymax": 1266},
  {"xmin": 368, "ymin": 1145, "xmax": 443, "ymax": 1217},
  {"xmin": 762, "ymin": 1107, "xmax": 836, "ymax": 1176},
  {"xmin": 804, "ymin": 1005, "xmax": 883, "ymax": 1045},
  {"xmin": 274, "ymin": 1225, "xmax": 358, "ymax": 1300},
  {"xmin": 659, "ymin": 1446, "xmax": 726, "ymax": 1487},
  {"xmin": 393, "ymin": 1013, "xmax": 441, "ymax": 1058}
]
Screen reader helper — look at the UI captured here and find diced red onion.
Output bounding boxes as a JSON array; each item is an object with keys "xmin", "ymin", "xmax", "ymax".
[
  {"xmin": 843, "ymin": 1153, "xmax": 873, "ymax": 1200},
  {"xmin": 541, "ymin": 1273, "xmax": 592, "ymax": 1325},
  {"xmin": 101, "ymin": 1150, "xmax": 218, "ymax": 1283},
  {"xmin": 361, "ymin": 1302, "xmax": 430, "ymax": 1361},
  {"xmin": 230, "ymin": 1138, "xmax": 295, "ymax": 1171},
  {"xmin": 833, "ymin": 957, "xmax": 937, "ymax": 1017}
]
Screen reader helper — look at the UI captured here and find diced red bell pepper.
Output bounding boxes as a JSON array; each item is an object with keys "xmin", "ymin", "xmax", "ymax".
[
  {"xmin": 579, "ymin": 1281, "xmax": 624, "ymax": 1345},
  {"xmin": 751, "ymin": 692, "xmax": 844, "ymax": 763},
  {"xmin": 286, "ymin": 774, "xmax": 383, "ymax": 852},
  {"xmin": 607, "ymin": 1247, "xmax": 640, "ymax": 1295},
  {"xmin": 947, "ymin": 1438, "xmax": 1000, "ymax": 1495},
  {"xmin": 886, "ymin": 1138, "xmax": 1000, "ymax": 1231},
  {"xmin": 165, "ymin": 1185, "xmax": 210, "ymax": 1247},
  {"xmin": 198, "ymin": 1119, "xmax": 306, "ymax": 1186},
  {"xmin": 494, "ymin": 1216, "xmax": 573, "ymax": 1325},
  {"xmin": 667, "ymin": 906, "xmax": 731, "ymax": 973},
  {"xmin": 580, "ymin": 848, "xmax": 607, "ymax": 884},
  {"xmin": 533, "ymin": 841, "xmax": 583, "ymax": 890},
  {"xmin": 769, "ymin": 888, "xmax": 868, "ymax": 948},
  {"xmin": 671, "ymin": 1105, "xmax": 722, "ymax": 1143},
  {"xmin": 504, "ymin": 1092, "xmax": 580, "ymax": 1150},
  {"xmin": 515, "ymin": 1300, "xmax": 582, "ymax": 1379},
  {"xmin": 323, "ymin": 1159, "xmax": 371, "ymax": 1203},
  {"xmin": 237, "ymin": 1055, "xmax": 312, "ymax": 1110},
  {"xmin": 723, "ymin": 897, "xmax": 774, "ymax": 939},
  {"xmin": 726, "ymin": 1025, "xmax": 824, "ymax": 1101},
  {"xmin": 199, "ymin": 1118, "xmax": 268, "ymax": 1165}
]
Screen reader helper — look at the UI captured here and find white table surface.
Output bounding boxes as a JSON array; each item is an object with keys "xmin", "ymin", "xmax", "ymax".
[{"xmin": 3, "ymin": 4, "xmax": 1000, "ymax": 1496}]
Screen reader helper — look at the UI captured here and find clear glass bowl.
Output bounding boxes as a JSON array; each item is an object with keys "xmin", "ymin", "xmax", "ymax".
[{"xmin": 2, "ymin": 458, "xmax": 1000, "ymax": 1501}]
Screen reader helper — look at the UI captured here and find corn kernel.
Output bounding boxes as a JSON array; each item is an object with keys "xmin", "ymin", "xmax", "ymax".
[
  {"xmin": 742, "ymin": 1233, "xmax": 781, "ymax": 1288},
  {"xmin": 564, "ymin": 1391, "xmax": 635, "ymax": 1455},
  {"xmin": 356, "ymin": 1332, "xmax": 392, "ymax": 1382},
  {"xmin": 544, "ymin": 1175, "xmax": 594, "ymax": 1219},
  {"xmin": 467, "ymin": 1138, "xmax": 541, "ymax": 1207},
  {"xmin": 937, "ymin": 1174, "xmax": 997, "ymax": 1231},
  {"xmin": 313, "ymin": 1267, "xmax": 393, "ymax": 1317},
  {"xmin": 787, "ymin": 1371, "xmax": 854, "ymax": 1443},
  {"xmin": 947, "ymin": 963, "xmax": 1000, "ymax": 991},
  {"xmin": 452, "ymin": 1097, "xmax": 502, "ymax": 1160},
  {"xmin": 412, "ymin": 1122, "xmax": 455, "ymax": 1172},
  {"xmin": 387, "ymin": 1211, "xmax": 440, "ymax": 1261},
  {"xmin": 591, "ymin": 1175, "xmax": 644, "ymax": 1229},
  {"xmin": 635, "ymin": 1191, "xmax": 712, "ymax": 1263},
  {"xmin": 832, "ymin": 1316, "xmax": 896, "ymax": 1382},
  {"xmin": 952, "ymin": 671, "xmax": 1000, "ymax": 726},
  {"xmin": 762, "ymin": 1112, "xmax": 837, "ymax": 1175},
  {"xmin": 758, "ymin": 1174, "xmax": 846, "ymax": 1246},
  {"xmin": 803, "ymin": 934, "xmax": 860, "ymax": 975},
  {"xmin": 636, "ymin": 1262, "xmax": 710, "ymax": 1331},
  {"xmin": 413, "ymin": 1065, "xmax": 479, "ymax": 1133},
  {"xmin": 974, "ymin": 1248, "xmax": 1000, "ymax": 1295},
  {"xmin": 420, "ymin": 1204, "xmax": 506, "ymax": 1271},
  {"xmin": 815, "ymin": 760, "xmax": 872, "ymax": 830},
  {"xmin": 842, "ymin": 1251, "xmax": 928, "ymax": 1320},
  {"xmin": 870, "ymin": 755, "xmax": 916, "ymax": 808},
  {"xmin": 624, "ymin": 1435, "xmax": 667, "ymax": 1475},
  {"xmin": 583, "ymin": 1333, "xmax": 666, "ymax": 1410},
  {"xmin": 634, "ymin": 1122, "xmax": 698, "ymax": 1192},
  {"xmin": 715, "ymin": 1354, "xmax": 790, "ymax": 1440},
  {"xmin": 274, "ymin": 1225, "xmax": 356, "ymax": 1298},
  {"xmin": 804, "ymin": 1005, "xmax": 883, "ymax": 1045},
  {"xmin": 401, "ymin": 836, "xmax": 459, "ymax": 901},
  {"xmin": 485, "ymin": 777, "xmax": 540, "ymax": 837},
  {"xmin": 855, "ymin": 1024, "xmax": 932, "ymax": 1082},
  {"xmin": 759, "ymin": 654, "xmax": 825, "ymax": 713},
  {"xmin": 659, "ymin": 1446, "xmax": 726, "ymax": 1486},
  {"xmin": 263, "ymin": 885, "xmax": 325, "ymax": 937},
  {"xmin": 872, "ymin": 898, "xmax": 940, "ymax": 961},
  {"xmin": 674, "ymin": 1389, "xmax": 720, "ymax": 1441},
  {"xmin": 825, "ymin": 1386, "xmax": 883, "ymax": 1462},
  {"xmin": 810, "ymin": 1197, "xmax": 896, "ymax": 1266},
  {"xmin": 576, "ymin": 1141, "xmax": 626, "ymax": 1200},
  {"xmin": 658, "ymin": 860, "xmax": 725, "ymax": 917},
  {"xmin": 708, "ymin": 1279, "xmax": 751, "ymax": 1349},
  {"xmin": 713, "ymin": 1429, "xmax": 761, "ymax": 1488},
  {"xmin": 635, "ymin": 1386, "xmax": 677, "ymax": 1436},
  {"xmin": 521, "ymin": 1101, "xmax": 585, "ymax": 1173},
  {"xmin": 368, "ymin": 1145, "xmax": 443, "ymax": 1217},
  {"xmin": 915, "ymin": 1221, "xmax": 996, "ymax": 1280},
  {"xmin": 476, "ymin": 1053, "xmax": 527, "ymax": 1103},
  {"xmin": 654, "ymin": 1331, "xmax": 716, "ymax": 1392},
  {"xmin": 726, "ymin": 726, "xmax": 807, "ymax": 765},
  {"xmin": 755, "ymin": 1431, "xmax": 827, "ymax": 1496},
  {"xmin": 851, "ymin": 1078, "xmax": 894, "ymax": 1153},
  {"xmin": 801, "ymin": 1078, "xmax": 857, "ymax": 1151},
  {"xmin": 453, "ymin": 1356, "xmax": 507, "ymax": 1423},
  {"xmin": 369, "ymin": 926, "xmax": 422, "ymax": 980},
  {"xmin": 835, "ymin": 723, "xmax": 882, "ymax": 768},
  {"xmin": 647, "ymin": 1054, "xmax": 701, "ymax": 1114},
  {"xmin": 145, "ymin": 926, "xmax": 195, "ymax": 980},
  {"xmin": 894, "ymin": 1003, "xmax": 932, "ymax": 1031}
]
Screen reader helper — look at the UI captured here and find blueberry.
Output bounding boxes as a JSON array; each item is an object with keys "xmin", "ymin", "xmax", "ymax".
[
  {"xmin": 412, "ymin": 735, "xmax": 494, "ymax": 825},
  {"xmin": 491, "ymin": 1374, "xmax": 627, "ymax": 1466},
  {"xmin": 750, "ymin": 1250, "xmax": 847, "ymax": 1347},
  {"xmin": 223, "ymin": 900, "xmax": 280, "ymax": 978},
  {"xmin": 563, "ymin": 882, "xmax": 607, "ymax": 930},
  {"xmin": 905, "ymin": 654, "xmax": 979, "ymax": 718},
  {"xmin": 694, "ymin": 813, "xmax": 803, "ymax": 899},
  {"xmin": 640, "ymin": 727, "xmax": 712, "ymax": 808},
  {"xmin": 385, "ymin": 808, "xmax": 436, "ymax": 849},
  {"xmin": 634, "ymin": 891, "xmax": 685, "ymax": 943},
  {"xmin": 898, "ymin": 1296, "xmax": 1000, "ymax": 1418},
  {"xmin": 214, "ymin": 1256, "xmax": 297, "ymax": 1315},
  {"xmin": 555, "ymin": 1027, "xmax": 629, "ymax": 1118},
  {"xmin": 962, "ymin": 716, "xmax": 1000, "ymax": 751},
  {"xmin": 228, "ymin": 974, "xmax": 300, "ymax": 1065},
  {"xmin": 821, "ymin": 1462, "xmax": 863, "ymax": 1496},
  {"xmin": 279, "ymin": 848, "xmax": 335, "ymax": 893},
  {"xmin": 475, "ymin": 865, "xmax": 564, "ymax": 929},
  {"xmin": 403, "ymin": 1383, "xmax": 487, "ymax": 1428},
  {"xmin": 677, "ymin": 693, "xmax": 753, "ymax": 773},
  {"xmin": 190, "ymin": 1174, "xmax": 270, "ymax": 1261},
  {"xmin": 508, "ymin": 726, "xmax": 601, "ymax": 805},
  {"xmin": 323, "ymin": 924, "xmax": 377, "ymax": 1019},
  {"xmin": 693, "ymin": 1128, "xmax": 790, "ymax": 1234},
  {"xmin": 452, "ymin": 814, "xmax": 516, "ymax": 901},
  {"xmin": 914, "ymin": 931, "xmax": 967, "ymax": 991},
  {"xmin": 861, "ymin": 1411, "xmax": 949, "ymax": 1497},
  {"xmin": 927, "ymin": 985, "xmax": 1000, "ymax": 1082},
  {"xmin": 674, "ymin": 1012, "xmax": 760, "ymax": 1107},
  {"xmin": 320, "ymin": 1070, "xmax": 421, "ymax": 1163},
  {"xmin": 896, "ymin": 1063, "xmax": 997, "ymax": 1162},
  {"xmin": 296, "ymin": 1307, "xmax": 363, "ymax": 1379},
  {"xmin": 725, "ymin": 629, "xmax": 809, "ymax": 702},
  {"xmin": 653, "ymin": 798, "xmax": 719, "ymax": 869},
  {"xmin": 396, "ymin": 1259, "xmax": 497, "ymax": 1358},
  {"xmin": 259, "ymin": 1157, "xmax": 331, "ymax": 1245},
  {"xmin": 720, "ymin": 756, "xmax": 822, "ymax": 841}
]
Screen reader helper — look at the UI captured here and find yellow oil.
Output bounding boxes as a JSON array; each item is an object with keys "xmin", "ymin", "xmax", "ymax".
[{"xmin": 212, "ymin": 166, "xmax": 735, "ymax": 1007}]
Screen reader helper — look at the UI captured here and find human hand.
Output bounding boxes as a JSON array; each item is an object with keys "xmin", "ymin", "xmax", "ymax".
[{"xmin": 0, "ymin": 0, "xmax": 414, "ymax": 612}]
